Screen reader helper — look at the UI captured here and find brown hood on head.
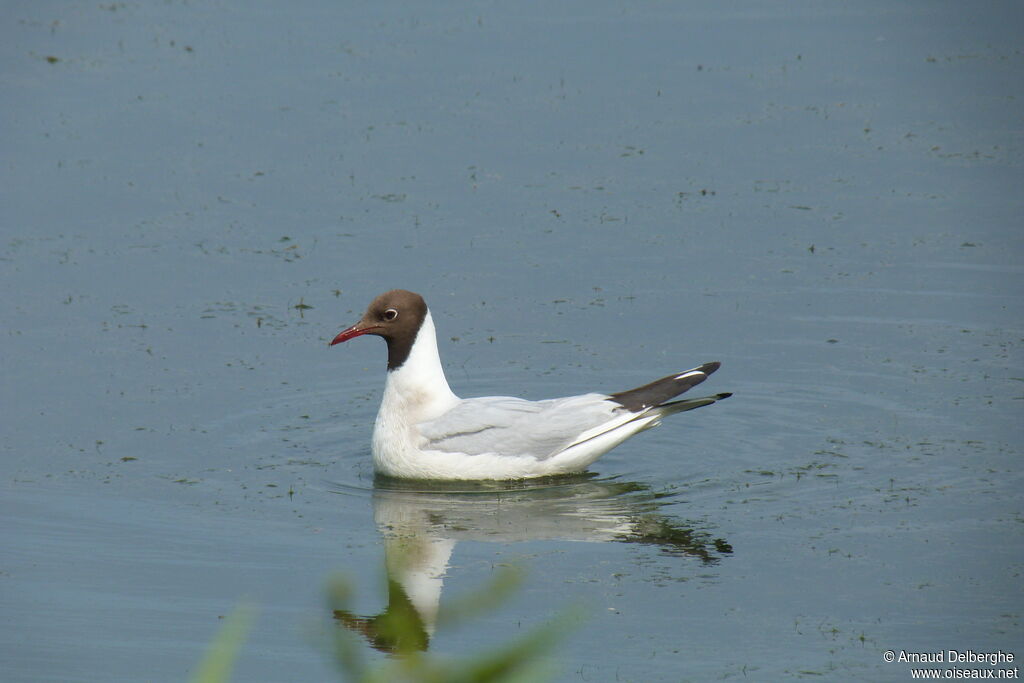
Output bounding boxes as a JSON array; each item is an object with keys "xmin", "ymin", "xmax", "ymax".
[{"xmin": 330, "ymin": 289, "xmax": 428, "ymax": 370}]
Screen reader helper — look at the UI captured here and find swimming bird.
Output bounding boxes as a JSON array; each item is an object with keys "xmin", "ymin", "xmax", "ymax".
[{"xmin": 330, "ymin": 290, "xmax": 730, "ymax": 480}]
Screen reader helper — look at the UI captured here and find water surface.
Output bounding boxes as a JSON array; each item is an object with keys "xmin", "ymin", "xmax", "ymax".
[{"xmin": 2, "ymin": 1, "xmax": 1021, "ymax": 681}]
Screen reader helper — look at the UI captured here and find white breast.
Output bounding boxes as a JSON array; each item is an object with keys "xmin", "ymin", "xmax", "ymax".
[{"xmin": 371, "ymin": 311, "xmax": 460, "ymax": 477}]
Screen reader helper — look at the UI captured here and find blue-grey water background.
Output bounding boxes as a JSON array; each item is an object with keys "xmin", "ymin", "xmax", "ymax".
[{"xmin": 2, "ymin": 1, "xmax": 1022, "ymax": 681}]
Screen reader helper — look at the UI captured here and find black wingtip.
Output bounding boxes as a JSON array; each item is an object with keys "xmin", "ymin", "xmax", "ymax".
[
  {"xmin": 697, "ymin": 361, "xmax": 721, "ymax": 375},
  {"xmin": 715, "ymin": 392, "xmax": 733, "ymax": 400},
  {"xmin": 609, "ymin": 363, "xmax": 725, "ymax": 412}
]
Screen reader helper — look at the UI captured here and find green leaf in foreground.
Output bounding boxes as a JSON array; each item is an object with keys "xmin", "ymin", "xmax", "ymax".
[
  {"xmin": 190, "ymin": 603, "xmax": 257, "ymax": 683},
  {"xmin": 328, "ymin": 568, "xmax": 582, "ymax": 683}
]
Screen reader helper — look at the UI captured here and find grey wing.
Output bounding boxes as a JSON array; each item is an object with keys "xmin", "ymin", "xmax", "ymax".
[{"xmin": 418, "ymin": 394, "xmax": 620, "ymax": 460}]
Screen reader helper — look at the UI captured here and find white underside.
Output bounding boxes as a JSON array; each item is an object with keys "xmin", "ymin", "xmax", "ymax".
[
  {"xmin": 374, "ymin": 413, "xmax": 661, "ymax": 480},
  {"xmin": 372, "ymin": 417, "xmax": 659, "ymax": 481}
]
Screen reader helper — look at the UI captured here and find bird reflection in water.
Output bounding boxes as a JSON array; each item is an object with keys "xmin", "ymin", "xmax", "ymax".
[{"xmin": 330, "ymin": 473, "xmax": 732, "ymax": 655}]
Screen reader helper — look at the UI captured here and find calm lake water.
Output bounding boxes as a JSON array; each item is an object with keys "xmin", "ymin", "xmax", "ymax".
[{"xmin": 3, "ymin": 1, "xmax": 1022, "ymax": 681}]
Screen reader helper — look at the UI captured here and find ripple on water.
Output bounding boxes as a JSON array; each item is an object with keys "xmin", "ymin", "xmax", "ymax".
[{"xmin": 324, "ymin": 472, "xmax": 733, "ymax": 563}]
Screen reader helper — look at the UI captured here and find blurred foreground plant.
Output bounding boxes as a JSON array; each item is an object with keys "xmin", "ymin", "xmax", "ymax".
[
  {"xmin": 328, "ymin": 566, "xmax": 579, "ymax": 683},
  {"xmin": 191, "ymin": 568, "xmax": 578, "ymax": 683},
  {"xmin": 190, "ymin": 603, "xmax": 256, "ymax": 683}
]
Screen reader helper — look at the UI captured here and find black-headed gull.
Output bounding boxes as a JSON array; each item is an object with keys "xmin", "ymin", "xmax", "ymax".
[{"xmin": 331, "ymin": 290, "xmax": 730, "ymax": 480}]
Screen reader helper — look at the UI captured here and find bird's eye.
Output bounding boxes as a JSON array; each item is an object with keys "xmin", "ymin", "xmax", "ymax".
[{"xmin": 383, "ymin": 308, "xmax": 398, "ymax": 321}]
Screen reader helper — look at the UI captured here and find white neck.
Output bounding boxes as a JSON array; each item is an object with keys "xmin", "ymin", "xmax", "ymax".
[{"xmin": 380, "ymin": 310, "xmax": 459, "ymax": 421}]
